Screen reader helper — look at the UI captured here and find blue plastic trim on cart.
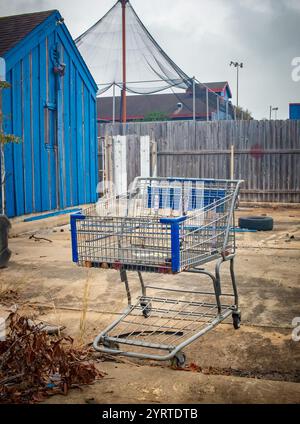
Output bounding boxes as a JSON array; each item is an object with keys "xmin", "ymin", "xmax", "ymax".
[
  {"xmin": 147, "ymin": 185, "xmax": 226, "ymax": 213},
  {"xmin": 160, "ymin": 216, "xmax": 188, "ymax": 224},
  {"xmin": 70, "ymin": 212, "xmax": 86, "ymax": 263},
  {"xmin": 160, "ymin": 216, "xmax": 187, "ymax": 272}
]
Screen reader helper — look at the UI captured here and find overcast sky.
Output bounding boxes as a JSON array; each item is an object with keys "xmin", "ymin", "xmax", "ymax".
[{"xmin": 1, "ymin": 0, "xmax": 300, "ymax": 119}]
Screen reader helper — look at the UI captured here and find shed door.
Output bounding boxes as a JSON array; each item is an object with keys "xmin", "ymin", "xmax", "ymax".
[{"xmin": 44, "ymin": 103, "xmax": 59, "ymax": 210}]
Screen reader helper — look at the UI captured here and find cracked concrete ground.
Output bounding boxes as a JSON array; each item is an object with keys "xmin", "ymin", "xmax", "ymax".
[{"xmin": 1, "ymin": 207, "xmax": 300, "ymax": 404}]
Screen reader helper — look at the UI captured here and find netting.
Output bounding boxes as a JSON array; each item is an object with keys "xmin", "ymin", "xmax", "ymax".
[{"xmin": 75, "ymin": 0, "xmax": 191, "ymax": 95}]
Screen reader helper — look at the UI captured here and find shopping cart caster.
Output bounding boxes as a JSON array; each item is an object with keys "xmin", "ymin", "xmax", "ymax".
[
  {"xmin": 140, "ymin": 300, "xmax": 152, "ymax": 318},
  {"xmin": 232, "ymin": 311, "xmax": 241, "ymax": 330},
  {"xmin": 171, "ymin": 352, "xmax": 186, "ymax": 368},
  {"xmin": 103, "ymin": 339, "xmax": 120, "ymax": 351}
]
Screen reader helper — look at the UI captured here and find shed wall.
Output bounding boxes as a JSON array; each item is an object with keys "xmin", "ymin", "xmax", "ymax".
[{"xmin": 1, "ymin": 17, "xmax": 97, "ymax": 218}]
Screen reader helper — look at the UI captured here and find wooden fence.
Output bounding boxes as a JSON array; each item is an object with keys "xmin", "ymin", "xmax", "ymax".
[{"xmin": 99, "ymin": 120, "xmax": 300, "ymax": 203}]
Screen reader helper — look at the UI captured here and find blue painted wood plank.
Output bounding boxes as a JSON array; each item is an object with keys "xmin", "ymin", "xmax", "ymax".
[
  {"xmin": 62, "ymin": 44, "xmax": 71, "ymax": 207},
  {"xmin": 12, "ymin": 61, "xmax": 25, "ymax": 216},
  {"xmin": 2, "ymin": 71, "xmax": 16, "ymax": 217},
  {"xmin": 76, "ymin": 73, "xmax": 84, "ymax": 205},
  {"xmin": 39, "ymin": 38, "xmax": 50, "ymax": 212},
  {"xmin": 84, "ymin": 85, "xmax": 91, "ymax": 203},
  {"xmin": 70, "ymin": 61, "xmax": 78, "ymax": 206},
  {"xmin": 23, "ymin": 53, "xmax": 33, "ymax": 214},
  {"xmin": 89, "ymin": 95, "xmax": 97, "ymax": 203},
  {"xmin": 93, "ymin": 98, "xmax": 98, "ymax": 202},
  {"xmin": 31, "ymin": 46, "xmax": 41, "ymax": 212},
  {"xmin": 47, "ymin": 32, "xmax": 58, "ymax": 211},
  {"xmin": 56, "ymin": 42, "xmax": 65, "ymax": 210}
]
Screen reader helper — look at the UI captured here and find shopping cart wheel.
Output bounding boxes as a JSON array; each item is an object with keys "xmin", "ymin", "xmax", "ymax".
[
  {"xmin": 103, "ymin": 339, "xmax": 120, "ymax": 351},
  {"xmin": 232, "ymin": 311, "xmax": 241, "ymax": 330},
  {"xmin": 171, "ymin": 352, "xmax": 186, "ymax": 368},
  {"xmin": 140, "ymin": 301, "xmax": 152, "ymax": 318}
]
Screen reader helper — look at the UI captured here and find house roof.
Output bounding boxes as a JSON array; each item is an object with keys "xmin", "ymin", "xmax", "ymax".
[
  {"xmin": 98, "ymin": 91, "xmax": 233, "ymax": 122},
  {"xmin": 203, "ymin": 81, "xmax": 228, "ymax": 92},
  {"xmin": 187, "ymin": 81, "xmax": 232, "ymax": 99},
  {"xmin": 0, "ymin": 10, "xmax": 55, "ymax": 56},
  {"xmin": 208, "ymin": 81, "xmax": 232, "ymax": 99}
]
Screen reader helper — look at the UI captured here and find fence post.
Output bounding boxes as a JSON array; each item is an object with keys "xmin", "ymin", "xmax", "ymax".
[
  {"xmin": 206, "ymin": 88, "xmax": 209, "ymax": 121},
  {"xmin": 140, "ymin": 135, "xmax": 150, "ymax": 177},
  {"xmin": 150, "ymin": 139, "xmax": 157, "ymax": 177},
  {"xmin": 230, "ymin": 145, "xmax": 235, "ymax": 180}
]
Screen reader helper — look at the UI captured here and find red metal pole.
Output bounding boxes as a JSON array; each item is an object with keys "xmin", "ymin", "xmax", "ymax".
[{"xmin": 121, "ymin": 0, "xmax": 127, "ymax": 123}]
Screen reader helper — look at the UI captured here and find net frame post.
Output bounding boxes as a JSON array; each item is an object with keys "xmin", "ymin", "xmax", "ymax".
[{"xmin": 70, "ymin": 212, "xmax": 85, "ymax": 263}]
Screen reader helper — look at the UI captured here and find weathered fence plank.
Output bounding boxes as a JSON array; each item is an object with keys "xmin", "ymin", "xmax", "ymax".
[{"xmin": 99, "ymin": 120, "xmax": 300, "ymax": 203}]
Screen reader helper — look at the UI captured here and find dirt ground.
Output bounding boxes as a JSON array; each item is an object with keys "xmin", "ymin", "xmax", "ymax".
[{"xmin": 1, "ymin": 206, "xmax": 300, "ymax": 404}]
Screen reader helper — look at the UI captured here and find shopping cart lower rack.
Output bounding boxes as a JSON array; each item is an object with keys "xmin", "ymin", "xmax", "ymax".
[{"xmin": 71, "ymin": 177, "xmax": 243, "ymax": 366}]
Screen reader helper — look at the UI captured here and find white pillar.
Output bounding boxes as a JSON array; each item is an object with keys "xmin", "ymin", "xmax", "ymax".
[
  {"xmin": 140, "ymin": 135, "xmax": 150, "ymax": 178},
  {"xmin": 113, "ymin": 135, "xmax": 127, "ymax": 195}
]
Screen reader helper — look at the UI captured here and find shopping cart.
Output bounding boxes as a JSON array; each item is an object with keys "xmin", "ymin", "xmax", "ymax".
[{"xmin": 71, "ymin": 177, "xmax": 243, "ymax": 366}]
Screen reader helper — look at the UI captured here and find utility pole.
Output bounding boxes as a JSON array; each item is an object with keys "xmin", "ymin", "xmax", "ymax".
[
  {"xmin": 230, "ymin": 61, "xmax": 244, "ymax": 108},
  {"xmin": 121, "ymin": 0, "xmax": 128, "ymax": 124}
]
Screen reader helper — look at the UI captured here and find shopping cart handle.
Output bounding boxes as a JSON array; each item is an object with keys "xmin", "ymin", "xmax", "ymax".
[{"xmin": 160, "ymin": 216, "xmax": 188, "ymax": 224}]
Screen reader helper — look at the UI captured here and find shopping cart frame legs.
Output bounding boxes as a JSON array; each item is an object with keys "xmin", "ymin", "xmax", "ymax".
[{"xmin": 93, "ymin": 254, "xmax": 241, "ymax": 364}]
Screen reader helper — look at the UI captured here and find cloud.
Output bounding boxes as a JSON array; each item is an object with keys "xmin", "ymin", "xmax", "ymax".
[{"xmin": 0, "ymin": 0, "xmax": 299, "ymax": 118}]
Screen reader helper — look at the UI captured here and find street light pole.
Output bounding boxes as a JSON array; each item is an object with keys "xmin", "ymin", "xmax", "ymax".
[
  {"xmin": 230, "ymin": 61, "xmax": 244, "ymax": 109},
  {"xmin": 269, "ymin": 106, "xmax": 279, "ymax": 120}
]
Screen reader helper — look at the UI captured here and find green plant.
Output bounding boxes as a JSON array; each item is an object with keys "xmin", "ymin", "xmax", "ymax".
[
  {"xmin": 235, "ymin": 106, "xmax": 253, "ymax": 120},
  {"xmin": 0, "ymin": 81, "xmax": 21, "ymax": 215},
  {"xmin": 143, "ymin": 111, "xmax": 168, "ymax": 122},
  {"xmin": 0, "ymin": 81, "xmax": 10, "ymax": 89}
]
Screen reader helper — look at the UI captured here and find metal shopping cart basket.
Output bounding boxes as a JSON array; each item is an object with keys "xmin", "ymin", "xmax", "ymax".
[{"xmin": 71, "ymin": 177, "xmax": 243, "ymax": 366}]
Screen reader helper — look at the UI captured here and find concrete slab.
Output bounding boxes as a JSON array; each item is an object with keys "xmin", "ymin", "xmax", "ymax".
[{"xmin": 1, "ymin": 206, "xmax": 299, "ymax": 403}]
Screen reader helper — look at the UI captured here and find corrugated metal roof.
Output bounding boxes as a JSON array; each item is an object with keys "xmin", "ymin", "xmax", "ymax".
[{"xmin": 0, "ymin": 10, "xmax": 55, "ymax": 56}]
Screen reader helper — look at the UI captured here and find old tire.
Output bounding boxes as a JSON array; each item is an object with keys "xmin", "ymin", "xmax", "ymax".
[
  {"xmin": 239, "ymin": 216, "xmax": 273, "ymax": 231},
  {"xmin": 0, "ymin": 215, "xmax": 11, "ymax": 269}
]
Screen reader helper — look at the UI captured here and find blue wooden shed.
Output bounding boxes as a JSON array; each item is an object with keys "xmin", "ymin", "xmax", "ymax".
[{"xmin": 0, "ymin": 10, "xmax": 98, "ymax": 218}]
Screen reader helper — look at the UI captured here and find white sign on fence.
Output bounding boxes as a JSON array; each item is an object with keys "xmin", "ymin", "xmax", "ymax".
[
  {"xmin": 113, "ymin": 135, "xmax": 127, "ymax": 195},
  {"xmin": 140, "ymin": 135, "xmax": 150, "ymax": 178}
]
